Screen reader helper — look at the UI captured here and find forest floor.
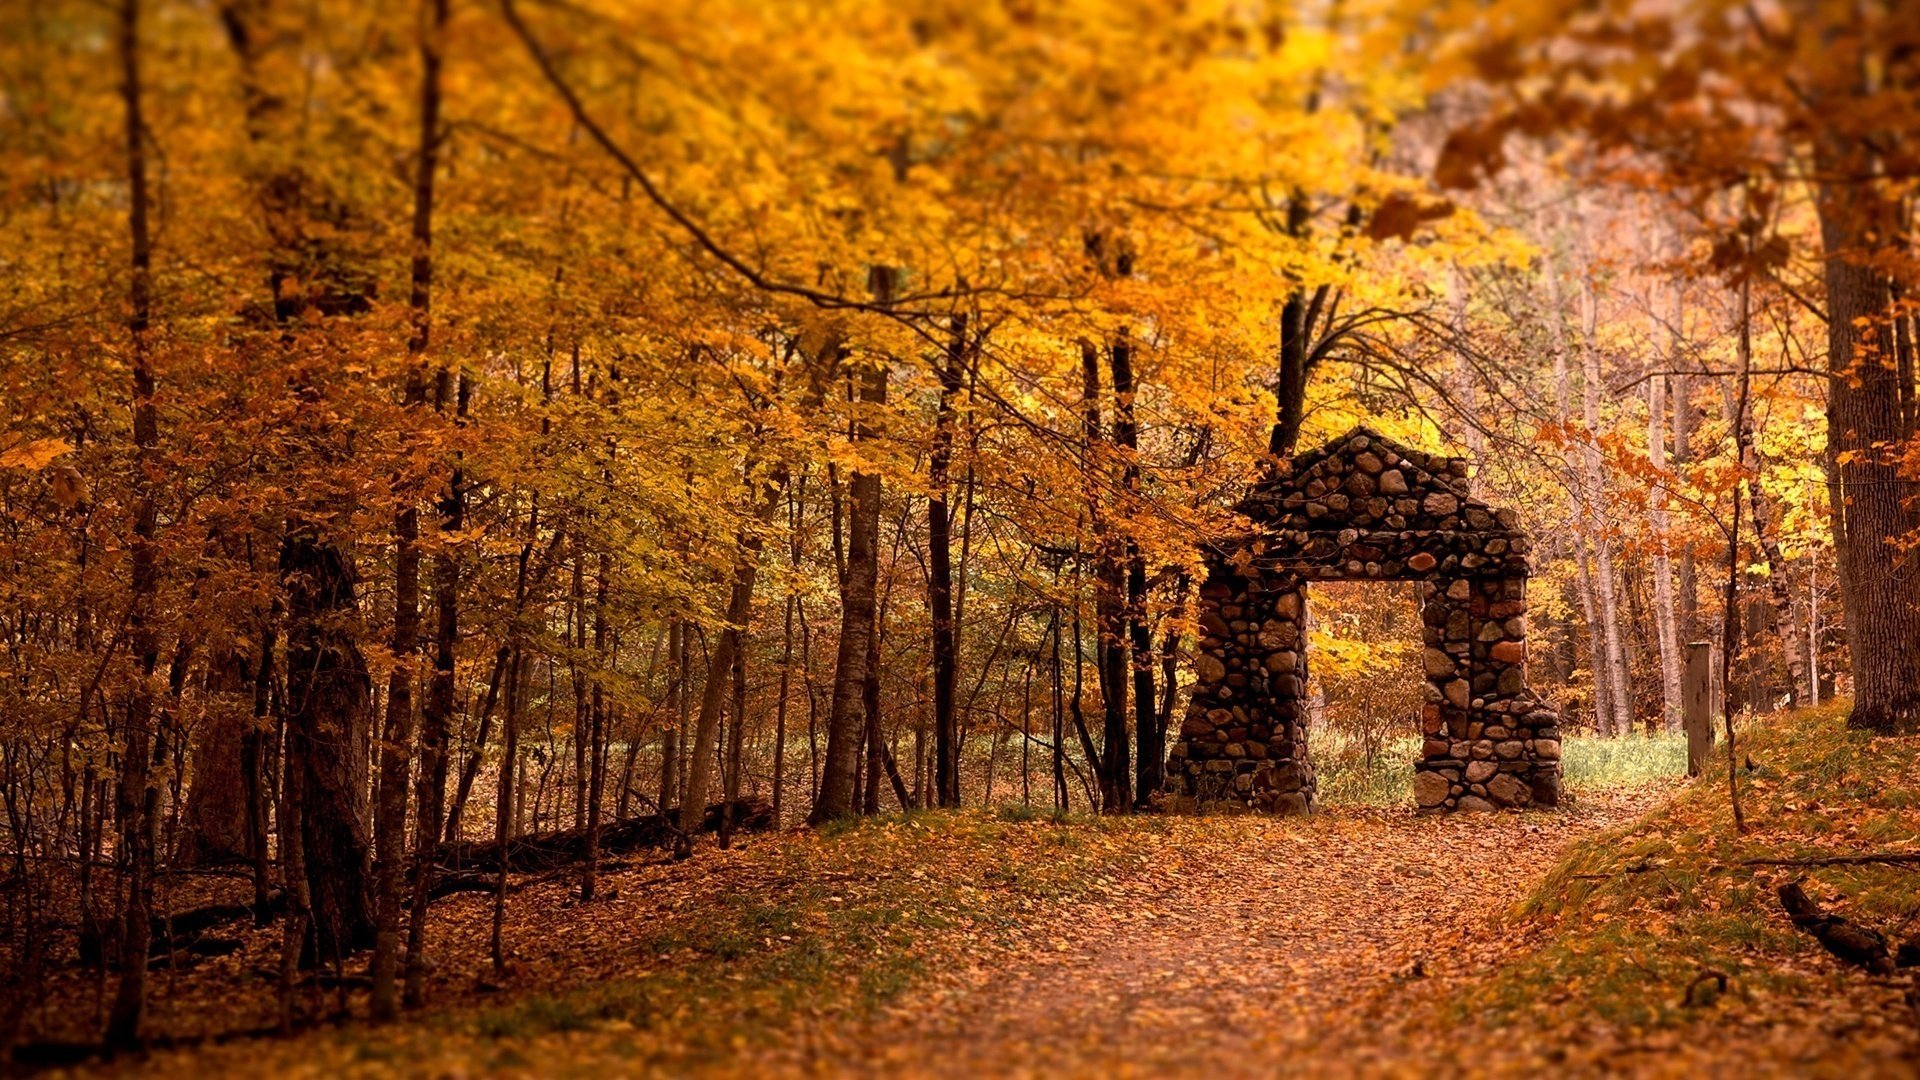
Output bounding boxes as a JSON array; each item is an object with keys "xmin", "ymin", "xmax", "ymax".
[{"xmin": 28, "ymin": 708, "xmax": 1920, "ymax": 1079}]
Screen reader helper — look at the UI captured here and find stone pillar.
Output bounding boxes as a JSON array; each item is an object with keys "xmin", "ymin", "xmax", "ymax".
[
  {"xmin": 1166, "ymin": 562, "xmax": 1313, "ymax": 814},
  {"xmin": 1413, "ymin": 573, "xmax": 1562, "ymax": 812}
]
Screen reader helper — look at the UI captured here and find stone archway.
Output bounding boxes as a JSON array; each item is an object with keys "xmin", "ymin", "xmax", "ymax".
[{"xmin": 1166, "ymin": 427, "xmax": 1563, "ymax": 814}]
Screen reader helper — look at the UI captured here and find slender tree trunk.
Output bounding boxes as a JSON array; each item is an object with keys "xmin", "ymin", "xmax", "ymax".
[
  {"xmin": 1576, "ymin": 269, "xmax": 1634, "ymax": 734},
  {"xmin": 773, "ymin": 592, "xmax": 794, "ymax": 825},
  {"xmin": 1648, "ymin": 294, "xmax": 1683, "ymax": 733},
  {"xmin": 275, "ymin": 725, "xmax": 311, "ymax": 1034},
  {"xmin": 1080, "ymin": 343, "xmax": 1130, "ymax": 811},
  {"xmin": 811, "ymin": 269, "xmax": 894, "ymax": 824},
  {"xmin": 580, "ymin": 552, "xmax": 610, "ymax": 898},
  {"xmin": 371, "ymin": 0, "xmax": 444, "ymax": 1018},
  {"xmin": 244, "ymin": 624, "xmax": 276, "ymax": 915},
  {"xmin": 1545, "ymin": 253, "xmax": 1615, "ymax": 733},
  {"xmin": 678, "ymin": 479, "xmax": 780, "ymax": 850},
  {"xmin": 491, "ymin": 647, "xmax": 523, "ymax": 974},
  {"xmin": 1672, "ymin": 367, "xmax": 1701, "ymax": 639},
  {"xmin": 660, "ymin": 621, "xmax": 681, "ymax": 812},
  {"xmin": 927, "ymin": 314, "xmax": 966, "ymax": 808},
  {"xmin": 106, "ymin": 0, "xmax": 160, "ymax": 1045},
  {"xmin": 719, "ymin": 637, "xmax": 747, "ymax": 847},
  {"xmin": 1108, "ymin": 332, "xmax": 1159, "ymax": 806}
]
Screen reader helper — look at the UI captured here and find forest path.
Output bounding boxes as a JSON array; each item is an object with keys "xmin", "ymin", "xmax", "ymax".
[{"xmin": 813, "ymin": 789, "xmax": 1664, "ymax": 1079}]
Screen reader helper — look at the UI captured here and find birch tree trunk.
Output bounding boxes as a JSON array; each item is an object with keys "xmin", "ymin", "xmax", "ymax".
[
  {"xmin": 811, "ymin": 267, "xmax": 895, "ymax": 823},
  {"xmin": 1575, "ymin": 268, "xmax": 1635, "ymax": 734},
  {"xmin": 1648, "ymin": 282, "xmax": 1684, "ymax": 733},
  {"xmin": 1545, "ymin": 250, "xmax": 1618, "ymax": 733}
]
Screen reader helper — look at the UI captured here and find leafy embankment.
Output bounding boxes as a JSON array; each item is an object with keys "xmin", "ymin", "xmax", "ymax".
[
  {"xmin": 81, "ymin": 811, "xmax": 1159, "ymax": 1078},
  {"xmin": 1407, "ymin": 703, "xmax": 1920, "ymax": 1074}
]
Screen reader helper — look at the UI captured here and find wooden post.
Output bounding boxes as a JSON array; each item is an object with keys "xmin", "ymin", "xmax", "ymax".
[{"xmin": 1684, "ymin": 640, "xmax": 1716, "ymax": 777}]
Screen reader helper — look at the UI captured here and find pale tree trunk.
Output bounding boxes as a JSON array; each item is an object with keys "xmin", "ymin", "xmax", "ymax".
[
  {"xmin": 1647, "ymin": 283, "xmax": 1683, "ymax": 733},
  {"xmin": 1672, "ymin": 366, "xmax": 1701, "ymax": 639},
  {"xmin": 1575, "ymin": 268, "xmax": 1635, "ymax": 734},
  {"xmin": 1545, "ymin": 252, "xmax": 1617, "ymax": 733},
  {"xmin": 811, "ymin": 268, "xmax": 894, "ymax": 824}
]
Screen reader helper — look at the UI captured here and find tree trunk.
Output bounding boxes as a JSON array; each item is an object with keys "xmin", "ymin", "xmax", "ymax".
[
  {"xmin": 106, "ymin": 0, "xmax": 159, "ymax": 1045},
  {"xmin": 1647, "ymin": 276, "xmax": 1684, "ymax": 732},
  {"xmin": 281, "ymin": 531, "xmax": 377, "ymax": 963},
  {"xmin": 811, "ymin": 269, "xmax": 894, "ymax": 824},
  {"xmin": 1672, "ymin": 366, "xmax": 1701, "ymax": 639},
  {"xmin": 1108, "ymin": 332, "xmax": 1159, "ymax": 806},
  {"xmin": 660, "ymin": 620, "xmax": 682, "ymax": 812},
  {"xmin": 1575, "ymin": 269, "xmax": 1634, "ymax": 734},
  {"xmin": 927, "ymin": 314, "xmax": 966, "ymax": 808},
  {"xmin": 580, "ymin": 551, "xmax": 610, "ymax": 898},
  {"xmin": 491, "ymin": 647, "xmax": 523, "ymax": 973},
  {"xmin": 1815, "ymin": 163, "xmax": 1920, "ymax": 734},
  {"xmin": 1545, "ymin": 251, "xmax": 1616, "ymax": 733},
  {"xmin": 1080, "ymin": 342, "xmax": 1131, "ymax": 812},
  {"xmin": 176, "ymin": 651, "xmax": 253, "ymax": 867},
  {"xmin": 371, "ymin": 0, "xmax": 444, "ymax": 1018},
  {"xmin": 678, "ymin": 479, "xmax": 780, "ymax": 850}
]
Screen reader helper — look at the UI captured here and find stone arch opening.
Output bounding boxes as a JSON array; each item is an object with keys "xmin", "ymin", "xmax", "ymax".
[{"xmin": 1166, "ymin": 427, "xmax": 1563, "ymax": 814}]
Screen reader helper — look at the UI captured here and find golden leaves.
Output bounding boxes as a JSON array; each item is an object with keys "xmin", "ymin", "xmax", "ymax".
[{"xmin": 0, "ymin": 435, "xmax": 71, "ymax": 470}]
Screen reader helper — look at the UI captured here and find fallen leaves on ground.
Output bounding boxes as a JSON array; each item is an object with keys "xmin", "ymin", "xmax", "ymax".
[{"xmin": 37, "ymin": 727, "xmax": 1920, "ymax": 1078}]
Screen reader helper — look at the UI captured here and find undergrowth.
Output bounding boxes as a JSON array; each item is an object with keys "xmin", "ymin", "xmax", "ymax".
[
  {"xmin": 1313, "ymin": 729, "xmax": 1686, "ymax": 807},
  {"xmin": 1465, "ymin": 701, "xmax": 1920, "ymax": 1031},
  {"xmin": 432, "ymin": 811, "xmax": 1151, "ymax": 1071}
]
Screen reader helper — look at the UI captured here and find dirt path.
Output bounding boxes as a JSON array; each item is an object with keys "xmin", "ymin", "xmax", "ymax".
[{"xmin": 820, "ymin": 790, "xmax": 1664, "ymax": 1079}]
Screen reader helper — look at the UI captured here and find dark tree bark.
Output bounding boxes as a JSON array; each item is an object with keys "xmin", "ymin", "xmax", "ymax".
[
  {"xmin": 1269, "ymin": 198, "xmax": 1315, "ymax": 459},
  {"xmin": 927, "ymin": 313, "xmax": 966, "ymax": 808},
  {"xmin": 1080, "ymin": 341, "xmax": 1130, "ymax": 813},
  {"xmin": 106, "ymin": 0, "xmax": 160, "ymax": 1047},
  {"xmin": 1816, "ymin": 151, "xmax": 1920, "ymax": 735},
  {"xmin": 372, "ymin": 0, "xmax": 445, "ymax": 1018},
  {"xmin": 1108, "ymin": 332, "xmax": 1160, "ymax": 806},
  {"xmin": 660, "ymin": 620, "xmax": 682, "ymax": 812},
  {"xmin": 219, "ymin": 0, "xmax": 380, "ymax": 973},
  {"xmin": 403, "ymin": 373, "xmax": 463, "ymax": 1008},
  {"xmin": 176, "ymin": 651, "xmax": 254, "ymax": 867},
  {"xmin": 580, "ymin": 551, "xmax": 610, "ymax": 897},
  {"xmin": 280, "ymin": 531, "xmax": 377, "ymax": 962}
]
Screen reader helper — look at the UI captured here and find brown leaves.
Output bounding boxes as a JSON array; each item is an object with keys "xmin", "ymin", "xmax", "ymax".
[
  {"xmin": 1433, "ymin": 123, "xmax": 1510, "ymax": 191},
  {"xmin": 1366, "ymin": 194, "xmax": 1457, "ymax": 243}
]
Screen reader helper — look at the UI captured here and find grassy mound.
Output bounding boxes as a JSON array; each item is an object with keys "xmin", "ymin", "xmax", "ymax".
[{"xmin": 1431, "ymin": 702, "xmax": 1920, "ymax": 1071}]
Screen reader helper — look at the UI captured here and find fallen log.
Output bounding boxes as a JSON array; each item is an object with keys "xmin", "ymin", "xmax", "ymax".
[
  {"xmin": 1778, "ymin": 881, "xmax": 1895, "ymax": 975},
  {"xmin": 431, "ymin": 798, "xmax": 773, "ymax": 875},
  {"xmin": 111, "ymin": 803, "xmax": 774, "ymax": 960}
]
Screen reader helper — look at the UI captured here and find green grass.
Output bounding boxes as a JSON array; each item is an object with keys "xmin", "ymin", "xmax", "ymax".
[
  {"xmin": 1312, "ymin": 728, "xmax": 1687, "ymax": 807},
  {"xmin": 1561, "ymin": 730, "xmax": 1688, "ymax": 788}
]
